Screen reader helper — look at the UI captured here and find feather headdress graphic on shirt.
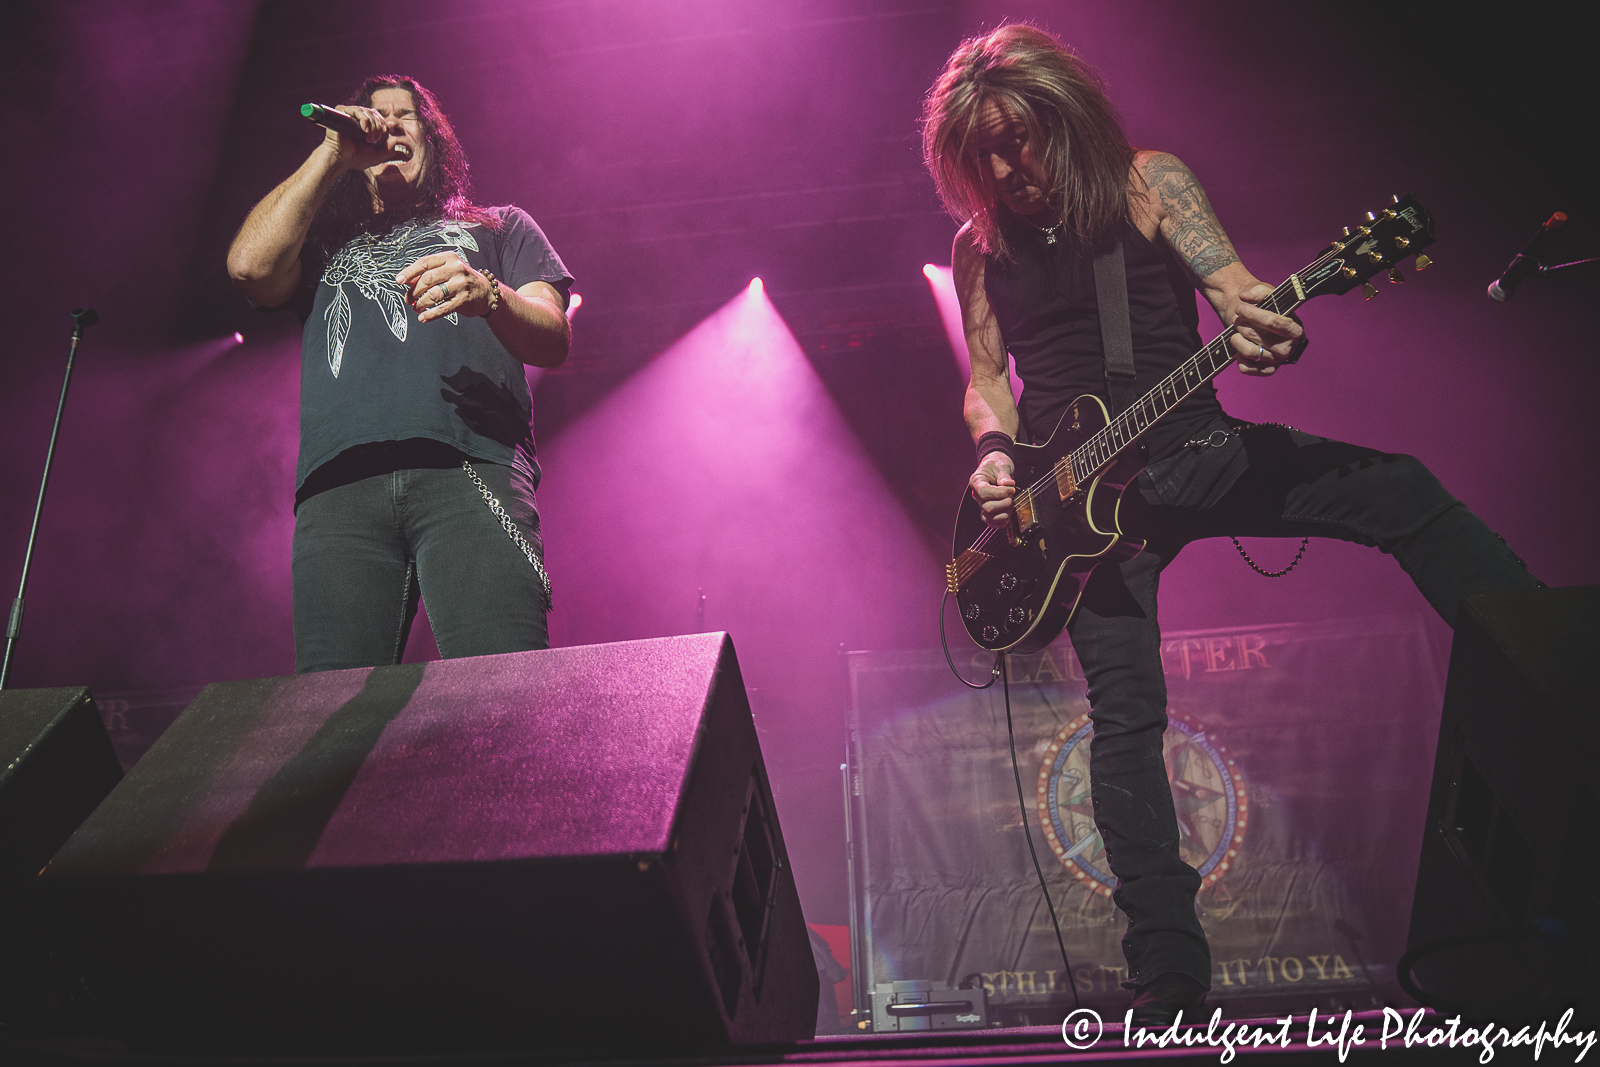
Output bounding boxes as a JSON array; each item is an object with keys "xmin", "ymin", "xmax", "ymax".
[{"xmin": 320, "ymin": 219, "xmax": 480, "ymax": 377}]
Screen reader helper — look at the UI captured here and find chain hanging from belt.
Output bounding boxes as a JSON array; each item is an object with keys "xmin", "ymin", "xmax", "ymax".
[
  {"xmin": 1184, "ymin": 421, "xmax": 1310, "ymax": 579},
  {"xmin": 462, "ymin": 460, "xmax": 553, "ymax": 610}
]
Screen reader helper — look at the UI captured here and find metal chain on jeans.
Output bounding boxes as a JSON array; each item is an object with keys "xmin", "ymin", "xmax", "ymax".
[
  {"xmin": 1185, "ymin": 421, "xmax": 1310, "ymax": 579},
  {"xmin": 462, "ymin": 460, "xmax": 552, "ymax": 610}
]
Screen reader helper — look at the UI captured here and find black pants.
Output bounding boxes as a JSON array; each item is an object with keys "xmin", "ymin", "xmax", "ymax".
[
  {"xmin": 292, "ymin": 454, "xmax": 549, "ymax": 674},
  {"xmin": 1068, "ymin": 417, "xmax": 1540, "ymax": 990}
]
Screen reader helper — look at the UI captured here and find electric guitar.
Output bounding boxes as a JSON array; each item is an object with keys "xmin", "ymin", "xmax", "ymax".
[{"xmin": 948, "ymin": 195, "xmax": 1436, "ymax": 653}]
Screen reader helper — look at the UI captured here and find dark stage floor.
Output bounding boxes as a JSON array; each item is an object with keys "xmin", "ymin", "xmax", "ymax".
[{"xmin": 6, "ymin": 1009, "xmax": 1584, "ymax": 1066}]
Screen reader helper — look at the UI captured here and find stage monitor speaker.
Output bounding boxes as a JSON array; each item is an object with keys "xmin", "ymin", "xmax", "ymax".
[
  {"xmin": 1405, "ymin": 585, "xmax": 1599, "ymax": 1012},
  {"xmin": 36, "ymin": 634, "xmax": 817, "ymax": 1053},
  {"xmin": 0, "ymin": 687, "xmax": 122, "ymax": 1028}
]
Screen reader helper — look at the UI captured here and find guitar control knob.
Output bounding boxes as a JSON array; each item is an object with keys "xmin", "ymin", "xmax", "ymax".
[
  {"xmin": 999, "ymin": 574, "xmax": 1018, "ymax": 591},
  {"xmin": 964, "ymin": 603, "xmax": 981, "ymax": 621},
  {"xmin": 1009, "ymin": 607, "xmax": 1027, "ymax": 625},
  {"xmin": 982, "ymin": 625, "xmax": 1000, "ymax": 643}
]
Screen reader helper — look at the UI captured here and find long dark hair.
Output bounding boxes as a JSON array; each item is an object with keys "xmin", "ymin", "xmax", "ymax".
[
  {"xmin": 308, "ymin": 75, "xmax": 499, "ymax": 261},
  {"xmin": 922, "ymin": 24, "xmax": 1135, "ymax": 260}
]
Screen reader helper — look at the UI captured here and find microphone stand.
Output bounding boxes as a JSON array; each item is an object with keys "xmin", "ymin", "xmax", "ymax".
[
  {"xmin": 1533, "ymin": 256, "xmax": 1600, "ymax": 277},
  {"xmin": 2, "ymin": 307, "xmax": 98, "ymax": 690}
]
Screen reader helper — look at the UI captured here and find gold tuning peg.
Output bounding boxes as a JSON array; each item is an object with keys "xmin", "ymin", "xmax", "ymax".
[
  {"xmin": 1392, "ymin": 193, "xmax": 1401, "ymax": 204},
  {"xmin": 1388, "ymin": 267, "xmax": 1405, "ymax": 284},
  {"xmin": 1366, "ymin": 211, "xmax": 1377, "ymax": 221},
  {"xmin": 1342, "ymin": 225, "xmax": 1352, "ymax": 238},
  {"xmin": 1362, "ymin": 282, "xmax": 1379, "ymax": 301},
  {"xmin": 1414, "ymin": 254, "xmax": 1432, "ymax": 270}
]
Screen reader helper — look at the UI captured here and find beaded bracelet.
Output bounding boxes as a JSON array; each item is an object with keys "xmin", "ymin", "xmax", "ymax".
[{"xmin": 479, "ymin": 271, "xmax": 502, "ymax": 318}]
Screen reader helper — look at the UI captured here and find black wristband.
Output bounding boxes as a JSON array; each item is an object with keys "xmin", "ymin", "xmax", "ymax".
[{"xmin": 976, "ymin": 431, "xmax": 1016, "ymax": 465}]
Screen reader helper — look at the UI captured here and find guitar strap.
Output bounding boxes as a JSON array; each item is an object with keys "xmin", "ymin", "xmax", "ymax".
[{"xmin": 1092, "ymin": 240, "xmax": 1138, "ymax": 415}]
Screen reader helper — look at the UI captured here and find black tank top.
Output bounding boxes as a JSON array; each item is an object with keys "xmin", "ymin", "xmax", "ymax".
[{"xmin": 983, "ymin": 218, "xmax": 1220, "ymax": 462}]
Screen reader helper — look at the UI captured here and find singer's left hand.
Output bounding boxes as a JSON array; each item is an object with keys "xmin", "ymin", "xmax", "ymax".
[{"xmin": 396, "ymin": 253, "xmax": 492, "ymax": 322}]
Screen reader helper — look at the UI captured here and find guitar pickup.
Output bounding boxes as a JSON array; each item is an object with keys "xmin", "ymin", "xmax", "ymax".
[
  {"xmin": 1053, "ymin": 457, "xmax": 1077, "ymax": 501},
  {"xmin": 1008, "ymin": 488, "xmax": 1037, "ymax": 546},
  {"xmin": 946, "ymin": 548, "xmax": 991, "ymax": 593}
]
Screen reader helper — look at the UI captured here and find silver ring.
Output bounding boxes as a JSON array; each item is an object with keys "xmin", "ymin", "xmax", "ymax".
[
  {"xmin": 435, "ymin": 282, "xmax": 448, "ymax": 303},
  {"xmin": 1258, "ymin": 344, "xmax": 1268, "ymax": 359}
]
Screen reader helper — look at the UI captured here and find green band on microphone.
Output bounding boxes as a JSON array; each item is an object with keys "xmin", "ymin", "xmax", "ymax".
[{"xmin": 300, "ymin": 103, "xmax": 319, "ymax": 119}]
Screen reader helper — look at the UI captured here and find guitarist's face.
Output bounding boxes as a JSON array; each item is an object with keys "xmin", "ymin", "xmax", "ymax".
[{"xmin": 972, "ymin": 100, "xmax": 1053, "ymax": 222}]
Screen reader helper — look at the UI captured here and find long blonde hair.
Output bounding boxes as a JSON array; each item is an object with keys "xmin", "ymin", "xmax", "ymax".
[{"xmin": 922, "ymin": 24, "xmax": 1135, "ymax": 261}]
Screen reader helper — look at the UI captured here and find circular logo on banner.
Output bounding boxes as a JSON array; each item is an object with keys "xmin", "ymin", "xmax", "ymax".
[{"xmin": 1036, "ymin": 709, "xmax": 1247, "ymax": 897}]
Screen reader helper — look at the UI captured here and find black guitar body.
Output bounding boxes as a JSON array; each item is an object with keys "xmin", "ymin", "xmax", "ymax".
[{"xmin": 949, "ymin": 394, "xmax": 1146, "ymax": 654}]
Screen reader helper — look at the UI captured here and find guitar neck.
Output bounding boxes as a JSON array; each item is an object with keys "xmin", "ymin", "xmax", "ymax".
[{"xmin": 1068, "ymin": 278, "xmax": 1306, "ymax": 484}]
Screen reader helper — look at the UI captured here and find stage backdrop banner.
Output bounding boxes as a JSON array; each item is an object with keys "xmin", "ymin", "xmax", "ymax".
[{"xmin": 846, "ymin": 615, "xmax": 1442, "ymax": 1020}]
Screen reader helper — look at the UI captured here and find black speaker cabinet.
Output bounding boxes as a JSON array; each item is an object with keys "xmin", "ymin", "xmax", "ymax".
[
  {"xmin": 1406, "ymin": 585, "xmax": 1599, "ymax": 1011},
  {"xmin": 0, "ymin": 686, "xmax": 122, "ymax": 1028},
  {"xmin": 36, "ymin": 634, "xmax": 817, "ymax": 1053}
]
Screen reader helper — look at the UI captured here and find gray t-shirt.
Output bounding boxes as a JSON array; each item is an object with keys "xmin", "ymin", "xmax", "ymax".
[{"xmin": 288, "ymin": 205, "xmax": 572, "ymax": 495}]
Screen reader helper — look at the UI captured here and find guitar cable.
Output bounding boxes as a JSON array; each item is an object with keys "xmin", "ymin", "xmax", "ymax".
[
  {"xmin": 939, "ymin": 589, "xmax": 1000, "ymax": 689},
  {"xmin": 941, "ymin": 590, "xmax": 1082, "ymax": 1011},
  {"xmin": 998, "ymin": 652, "xmax": 1083, "ymax": 1013}
]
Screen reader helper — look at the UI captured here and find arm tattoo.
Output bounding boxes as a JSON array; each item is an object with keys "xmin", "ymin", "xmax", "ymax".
[{"xmin": 1143, "ymin": 153, "xmax": 1239, "ymax": 278}]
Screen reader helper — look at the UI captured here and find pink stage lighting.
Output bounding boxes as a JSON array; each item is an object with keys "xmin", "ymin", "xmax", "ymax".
[
  {"xmin": 233, "ymin": 331, "xmax": 244, "ymax": 344},
  {"xmin": 537, "ymin": 283, "xmax": 939, "ymax": 693},
  {"xmin": 748, "ymin": 277, "xmax": 764, "ymax": 294},
  {"xmin": 921, "ymin": 263, "xmax": 1021, "ymax": 403},
  {"xmin": 566, "ymin": 292, "xmax": 582, "ymax": 320}
]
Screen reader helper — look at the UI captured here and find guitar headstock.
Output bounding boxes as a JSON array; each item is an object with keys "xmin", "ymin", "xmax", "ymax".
[{"xmin": 1297, "ymin": 194, "xmax": 1436, "ymax": 300}]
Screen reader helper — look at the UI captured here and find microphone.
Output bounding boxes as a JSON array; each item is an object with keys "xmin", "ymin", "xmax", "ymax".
[
  {"xmin": 300, "ymin": 102, "xmax": 362, "ymax": 138},
  {"xmin": 300, "ymin": 103, "xmax": 411, "ymax": 161},
  {"xmin": 1488, "ymin": 211, "xmax": 1567, "ymax": 301}
]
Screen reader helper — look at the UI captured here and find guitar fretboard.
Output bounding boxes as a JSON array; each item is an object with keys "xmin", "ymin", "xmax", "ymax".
[{"xmin": 1062, "ymin": 284, "xmax": 1302, "ymax": 487}]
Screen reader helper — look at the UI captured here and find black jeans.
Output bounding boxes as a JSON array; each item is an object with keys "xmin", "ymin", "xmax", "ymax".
[
  {"xmin": 1068, "ymin": 418, "xmax": 1540, "ymax": 990},
  {"xmin": 291, "ymin": 454, "xmax": 549, "ymax": 673}
]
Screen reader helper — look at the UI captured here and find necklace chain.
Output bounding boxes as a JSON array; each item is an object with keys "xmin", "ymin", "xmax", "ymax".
[{"xmin": 1027, "ymin": 219, "xmax": 1064, "ymax": 245}]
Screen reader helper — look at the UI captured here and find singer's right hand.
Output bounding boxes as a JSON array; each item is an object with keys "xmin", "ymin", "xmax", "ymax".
[{"xmin": 322, "ymin": 105, "xmax": 403, "ymax": 172}]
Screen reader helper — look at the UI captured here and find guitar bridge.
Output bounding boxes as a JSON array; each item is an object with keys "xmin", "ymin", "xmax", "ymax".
[
  {"xmin": 946, "ymin": 548, "xmax": 991, "ymax": 593},
  {"xmin": 1054, "ymin": 457, "xmax": 1077, "ymax": 500}
]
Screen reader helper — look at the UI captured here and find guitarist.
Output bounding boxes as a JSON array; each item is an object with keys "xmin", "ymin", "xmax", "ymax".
[{"xmin": 922, "ymin": 24, "xmax": 1541, "ymax": 1023}]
